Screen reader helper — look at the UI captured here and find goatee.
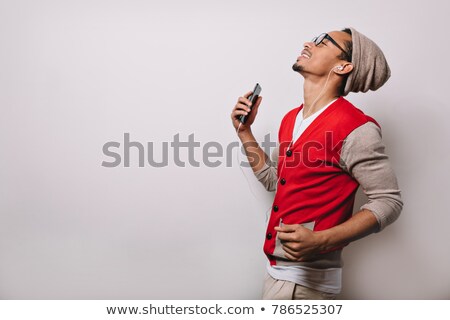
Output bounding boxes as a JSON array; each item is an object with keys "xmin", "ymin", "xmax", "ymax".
[{"xmin": 292, "ymin": 62, "xmax": 303, "ymax": 72}]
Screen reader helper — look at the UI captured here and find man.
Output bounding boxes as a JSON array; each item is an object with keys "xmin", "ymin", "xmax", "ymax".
[{"xmin": 230, "ymin": 28, "xmax": 403, "ymax": 299}]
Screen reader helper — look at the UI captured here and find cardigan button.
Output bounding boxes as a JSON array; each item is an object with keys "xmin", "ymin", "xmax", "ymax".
[
  {"xmin": 286, "ymin": 150, "xmax": 292, "ymax": 157},
  {"xmin": 266, "ymin": 233, "xmax": 272, "ymax": 240},
  {"xmin": 273, "ymin": 205, "xmax": 279, "ymax": 212},
  {"xmin": 280, "ymin": 178, "xmax": 286, "ymax": 185}
]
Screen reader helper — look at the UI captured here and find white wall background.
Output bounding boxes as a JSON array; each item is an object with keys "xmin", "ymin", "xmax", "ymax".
[{"xmin": 1, "ymin": 0, "xmax": 449, "ymax": 299}]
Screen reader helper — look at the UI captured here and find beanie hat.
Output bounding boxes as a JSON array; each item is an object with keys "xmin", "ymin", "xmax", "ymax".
[{"xmin": 343, "ymin": 27, "xmax": 391, "ymax": 96}]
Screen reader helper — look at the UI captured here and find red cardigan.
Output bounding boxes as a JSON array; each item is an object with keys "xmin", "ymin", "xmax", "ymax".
[{"xmin": 264, "ymin": 97, "xmax": 379, "ymax": 265}]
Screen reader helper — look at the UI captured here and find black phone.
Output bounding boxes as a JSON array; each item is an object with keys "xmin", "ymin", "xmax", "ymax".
[{"xmin": 239, "ymin": 83, "xmax": 262, "ymax": 124}]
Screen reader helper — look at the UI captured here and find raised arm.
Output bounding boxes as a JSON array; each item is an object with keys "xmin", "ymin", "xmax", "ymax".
[{"xmin": 231, "ymin": 92, "xmax": 269, "ymax": 173}]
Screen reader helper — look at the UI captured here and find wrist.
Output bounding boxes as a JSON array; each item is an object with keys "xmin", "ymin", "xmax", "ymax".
[
  {"xmin": 316, "ymin": 229, "xmax": 333, "ymax": 251},
  {"xmin": 238, "ymin": 128, "xmax": 253, "ymax": 140}
]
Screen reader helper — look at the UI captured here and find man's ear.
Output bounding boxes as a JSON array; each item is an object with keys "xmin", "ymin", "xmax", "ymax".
[{"xmin": 336, "ymin": 63, "xmax": 353, "ymax": 75}]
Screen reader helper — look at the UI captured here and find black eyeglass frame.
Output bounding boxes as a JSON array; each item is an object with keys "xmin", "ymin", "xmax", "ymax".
[{"xmin": 312, "ymin": 33, "xmax": 351, "ymax": 61}]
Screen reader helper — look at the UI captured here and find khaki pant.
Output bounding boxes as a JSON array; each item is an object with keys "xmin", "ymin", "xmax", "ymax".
[{"xmin": 262, "ymin": 272, "xmax": 337, "ymax": 300}]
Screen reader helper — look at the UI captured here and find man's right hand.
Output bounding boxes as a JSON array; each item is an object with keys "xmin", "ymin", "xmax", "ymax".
[{"xmin": 231, "ymin": 91, "xmax": 263, "ymax": 134}]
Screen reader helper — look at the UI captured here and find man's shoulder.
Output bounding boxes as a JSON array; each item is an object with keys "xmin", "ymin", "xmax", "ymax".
[{"xmin": 337, "ymin": 97, "xmax": 381, "ymax": 129}]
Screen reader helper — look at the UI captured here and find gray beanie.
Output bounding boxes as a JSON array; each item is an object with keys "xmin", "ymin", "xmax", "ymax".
[{"xmin": 343, "ymin": 27, "xmax": 391, "ymax": 96}]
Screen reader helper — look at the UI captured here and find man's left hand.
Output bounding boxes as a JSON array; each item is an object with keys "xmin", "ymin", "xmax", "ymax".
[{"xmin": 274, "ymin": 224, "xmax": 326, "ymax": 261}]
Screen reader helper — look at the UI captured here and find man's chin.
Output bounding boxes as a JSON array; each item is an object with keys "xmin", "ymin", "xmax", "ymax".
[{"xmin": 292, "ymin": 63, "xmax": 304, "ymax": 72}]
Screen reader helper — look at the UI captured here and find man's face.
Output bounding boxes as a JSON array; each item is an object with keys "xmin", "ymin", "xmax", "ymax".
[{"xmin": 293, "ymin": 30, "xmax": 351, "ymax": 77}]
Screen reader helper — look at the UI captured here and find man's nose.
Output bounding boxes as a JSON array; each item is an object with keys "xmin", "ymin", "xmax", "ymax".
[{"xmin": 303, "ymin": 41, "xmax": 313, "ymax": 49}]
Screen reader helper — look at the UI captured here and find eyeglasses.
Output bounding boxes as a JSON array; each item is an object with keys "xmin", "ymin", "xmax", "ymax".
[{"xmin": 312, "ymin": 33, "xmax": 350, "ymax": 61}]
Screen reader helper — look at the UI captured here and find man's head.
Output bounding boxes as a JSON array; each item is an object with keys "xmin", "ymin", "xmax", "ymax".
[
  {"xmin": 293, "ymin": 29, "xmax": 354, "ymax": 96},
  {"xmin": 293, "ymin": 27, "xmax": 390, "ymax": 96}
]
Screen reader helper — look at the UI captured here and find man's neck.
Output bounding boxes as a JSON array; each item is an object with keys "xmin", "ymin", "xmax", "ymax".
[{"xmin": 302, "ymin": 78, "xmax": 340, "ymax": 119}]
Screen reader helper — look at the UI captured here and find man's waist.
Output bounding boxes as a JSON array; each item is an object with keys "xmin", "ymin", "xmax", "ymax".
[{"xmin": 270, "ymin": 249, "xmax": 343, "ymax": 269}]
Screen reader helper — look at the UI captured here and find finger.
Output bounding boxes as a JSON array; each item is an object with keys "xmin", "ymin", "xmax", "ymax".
[
  {"xmin": 238, "ymin": 96, "xmax": 252, "ymax": 107},
  {"xmin": 277, "ymin": 231, "xmax": 297, "ymax": 242},
  {"xmin": 282, "ymin": 246, "xmax": 302, "ymax": 258},
  {"xmin": 244, "ymin": 99, "xmax": 261, "ymax": 122},
  {"xmin": 281, "ymin": 242, "xmax": 301, "ymax": 255},
  {"xmin": 231, "ymin": 110, "xmax": 249, "ymax": 118},
  {"xmin": 232, "ymin": 103, "xmax": 251, "ymax": 113},
  {"xmin": 282, "ymin": 246, "xmax": 316, "ymax": 262},
  {"xmin": 243, "ymin": 91, "xmax": 253, "ymax": 98},
  {"xmin": 275, "ymin": 224, "xmax": 302, "ymax": 233},
  {"xmin": 283, "ymin": 251, "xmax": 303, "ymax": 262},
  {"xmin": 234, "ymin": 102, "xmax": 251, "ymax": 112}
]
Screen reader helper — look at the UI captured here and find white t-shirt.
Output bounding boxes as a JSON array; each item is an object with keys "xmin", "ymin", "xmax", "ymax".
[{"xmin": 292, "ymin": 98, "xmax": 337, "ymax": 142}]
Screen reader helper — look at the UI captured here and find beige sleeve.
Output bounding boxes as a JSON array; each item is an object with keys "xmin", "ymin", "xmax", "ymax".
[
  {"xmin": 253, "ymin": 147, "xmax": 279, "ymax": 192},
  {"xmin": 340, "ymin": 121, "xmax": 403, "ymax": 231}
]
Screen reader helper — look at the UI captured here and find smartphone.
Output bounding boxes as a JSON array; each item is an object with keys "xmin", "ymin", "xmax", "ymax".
[{"xmin": 239, "ymin": 83, "xmax": 262, "ymax": 124}]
